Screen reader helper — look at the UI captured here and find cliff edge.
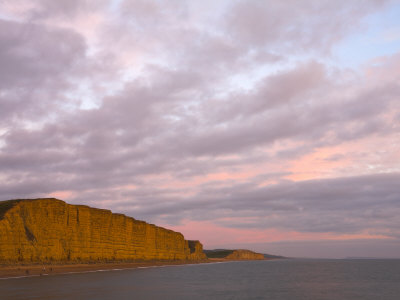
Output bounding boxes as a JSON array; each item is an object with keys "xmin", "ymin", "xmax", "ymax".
[{"xmin": 0, "ymin": 198, "xmax": 206, "ymax": 263}]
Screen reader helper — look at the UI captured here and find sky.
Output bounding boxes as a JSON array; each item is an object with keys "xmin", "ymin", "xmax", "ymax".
[{"xmin": 0, "ymin": 0, "xmax": 400, "ymax": 258}]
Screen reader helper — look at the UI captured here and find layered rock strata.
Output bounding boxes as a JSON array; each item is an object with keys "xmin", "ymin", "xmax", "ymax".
[{"xmin": 0, "ymin": 198, "xmax": 206, "ymax": 263}]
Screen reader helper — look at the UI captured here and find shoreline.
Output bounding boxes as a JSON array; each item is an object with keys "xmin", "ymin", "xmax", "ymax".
[{"xmin": 0, "ymin": 259, "xmax": 239, "ymax": 279}]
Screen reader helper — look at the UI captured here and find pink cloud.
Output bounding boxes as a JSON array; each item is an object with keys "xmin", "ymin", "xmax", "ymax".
[
  {"xmin": 48, "ymin": 190, "xmax": 75, "ymax": 200},
  {"xmin": 162, "ymin": 220, "xmax": 392, "ymax": 249},
  {"xmin": 285, "ymin": 131, "xmax": 400, "ymax": 182}
]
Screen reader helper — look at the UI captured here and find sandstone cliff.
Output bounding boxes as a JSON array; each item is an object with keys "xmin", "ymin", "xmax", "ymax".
[
  {"xmin": 204, "ymin": 249, "xmax": 264, "ymax": 260},
  {"xmin": 225, "ymin": 249, "xmax": 264, "ymax": 260},
  {"xmin": 0, "ymin": 198, "xmax": 206, "ymax": 263}
]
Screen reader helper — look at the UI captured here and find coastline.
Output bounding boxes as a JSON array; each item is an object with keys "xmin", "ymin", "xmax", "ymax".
[
  {"xmin": 0, "ymin": 260, "xmax": 220, "ymax": 279},
  {"xmin": 0, "ymin": 258, "xmax": 270, "ymax": 279}
]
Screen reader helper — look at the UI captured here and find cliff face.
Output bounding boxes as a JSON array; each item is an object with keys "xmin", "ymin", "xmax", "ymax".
[
  {"xmin": 0, "ymin": 198, "xmax": 206, "ymax": 263},
  {"xmin": 225, "ymin": 250, "xmax": 264, "ymax": 260}
]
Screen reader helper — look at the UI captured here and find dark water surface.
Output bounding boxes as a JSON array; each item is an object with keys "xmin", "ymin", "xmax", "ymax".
[{"xmin": 1, "ymin": 259, "xmax": 400, "ymax": 300}]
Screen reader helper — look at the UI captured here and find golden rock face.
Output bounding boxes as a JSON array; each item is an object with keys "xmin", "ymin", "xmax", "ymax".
[
  {"xmin": 225, "ymin": 250, "xmax": 264, "ymax": 260},
  {"xmin": 0, "ymin": 199, "xmax": 206, "ymax": 263}
]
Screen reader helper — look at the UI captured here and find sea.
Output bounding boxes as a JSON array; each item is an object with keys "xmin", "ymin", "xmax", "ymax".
[{"xmin": 1, "ymin": 259, "xmax": 399, "ymax": 300}]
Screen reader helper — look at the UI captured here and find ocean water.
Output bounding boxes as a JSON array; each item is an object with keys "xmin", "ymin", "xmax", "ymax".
[{"xmin": 1, "ymin": 259, "xmax": 400, "ymax": 300}]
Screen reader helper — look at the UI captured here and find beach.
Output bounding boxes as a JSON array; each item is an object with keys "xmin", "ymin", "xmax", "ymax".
[{"xmin": 0, "ymin": 260, "xmax": 215, "ymax": 279}]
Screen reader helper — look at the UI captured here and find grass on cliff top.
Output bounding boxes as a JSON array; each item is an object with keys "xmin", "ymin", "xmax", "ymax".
[
  {"xmin": 204, "ymin": 249, "xmax": 234, "ymax": 258},
  {"xmin": 0, "ymin": 198, "xmax": 60, "ymax": 220},
  {"xmin": 0, "ymin": 200, "xmax": 22, "ymax": 220}
]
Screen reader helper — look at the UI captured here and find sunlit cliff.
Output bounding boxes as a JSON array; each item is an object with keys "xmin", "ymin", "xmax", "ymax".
[{"xmin": 0, "ymin": 198, "xmax": 206, "ymax": 263}]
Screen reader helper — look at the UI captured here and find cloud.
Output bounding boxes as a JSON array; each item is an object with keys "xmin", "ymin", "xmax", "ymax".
[
  {"xmin": 224, "ymin": 0, "xmax": 388, "ymax": 51},
  {"xmin": 158, "ymin": 173, "xmax": 400, "ymax": 236},
  {"xmin": 0, "ymin": 0, "xmax": 106, "ymax": 20},
  {"xmin": 0, "ymin": 19, "xmax": 86, "ymax": 125},
  {"xmin": 0, "ymin": 20, "xmax": 82, "ymax": 87}
]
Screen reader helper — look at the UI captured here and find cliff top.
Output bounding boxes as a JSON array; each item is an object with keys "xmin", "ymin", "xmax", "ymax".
[
  {"xmin": 0, "ymin": 198, "xmax": 75, "ymax": 220},
  {"xmin": 0, "ymin": 198, "xmax": 187, "ymax": 236},
  {"xmin": 0, "ymin": 198, "xmax": 173, "ymax": 231}
]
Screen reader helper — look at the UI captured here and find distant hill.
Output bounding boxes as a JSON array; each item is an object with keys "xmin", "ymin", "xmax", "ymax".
[
  {"xmin": 205, "ymin": 249, "xmax": 286, "ymax": 260},
  {"xmin": 204, "ymin": 249, "xmax": 264, "ymax": 260}
]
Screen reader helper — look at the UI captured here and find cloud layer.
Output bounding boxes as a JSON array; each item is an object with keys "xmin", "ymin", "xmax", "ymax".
[{"xmin": 1, "ymin": 0, "xmax": 399, "ymax": 255}]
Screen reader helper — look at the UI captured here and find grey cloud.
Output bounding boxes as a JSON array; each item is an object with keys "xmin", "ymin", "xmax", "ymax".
[
  {"xmin": 131, "ymin": 173, "xmax": 400, "ymax": 238},
  {"xmin": 121, "ymin": 0, "xmax": 188, "ymax": 28},
  {"xmin": 1, "ymin": 55, "xmax": 398, "ymax": 196},
  {"xmin": 225, "ymin": 0, "xmax": 389, "ymax": 51},
  {"xmin": 0, "ymin": 19, "xmax": 85, "ymax": 88},
  {"xmin": 0, "ymin": 19, "xmax": 86, "ymax": 124},
  {"xmin": 209, "ymin": 61, "xmax": 327, "ymax": 122},
  {"xmin": 1, "ymin": 48, "xmax": 398, "ymax": 188},
  {"xmin": 4, "ymin": 0, "xmax": 107, "ymax": 20}
]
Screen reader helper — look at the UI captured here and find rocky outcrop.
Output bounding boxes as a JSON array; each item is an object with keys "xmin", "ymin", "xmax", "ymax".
[
  {"xmin": 204, "ymin": 249, "xmax": 264, "ymax": 260},
  {"xmin": 0, "ymin": 198, "xmax": 206, "ymax": 263},
  {"xmin": 188, "ymin": 240, "xmax": 207, "ymax": 260}
]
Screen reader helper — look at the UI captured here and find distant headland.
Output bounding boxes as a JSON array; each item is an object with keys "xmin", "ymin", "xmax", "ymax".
[{"xmin": 204, "ymin": 249, "xmax": 264, "ymax": 260}]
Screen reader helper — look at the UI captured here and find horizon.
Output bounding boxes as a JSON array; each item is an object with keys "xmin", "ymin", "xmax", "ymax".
[{"xmin": 1, "ymin": 0, "xmax": 400, "ymax": 259}]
